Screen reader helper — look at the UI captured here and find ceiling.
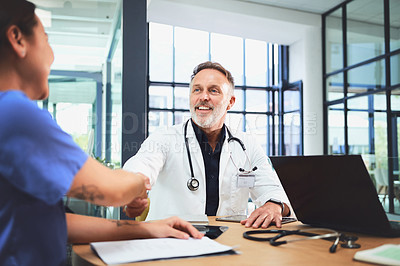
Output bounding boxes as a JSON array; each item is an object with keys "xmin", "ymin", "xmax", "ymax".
[
  {"xmin": 233, "ymin": 0, "xmax": 347, "ymax": 14},
  {"xmin": 32, "ymin": 0, "xmax": 397, "ymax": 74}
]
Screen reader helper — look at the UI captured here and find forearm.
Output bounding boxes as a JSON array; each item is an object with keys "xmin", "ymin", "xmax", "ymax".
[
  {"xmin": 67, "ymin": 157, "xmax": 149, "ymax": 207},
  {"xmin": 66, "ymin": 213, "xmax": 152, "ymax": 244}
]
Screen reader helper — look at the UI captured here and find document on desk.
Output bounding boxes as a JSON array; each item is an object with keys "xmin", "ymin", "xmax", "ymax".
[
  {"xmin": 353, "ymin": 244, "xmax": 400, "ymax": 266},
  {"xmin": 90, "ymin": 236, "xmax": 237, "ymax": 265}
]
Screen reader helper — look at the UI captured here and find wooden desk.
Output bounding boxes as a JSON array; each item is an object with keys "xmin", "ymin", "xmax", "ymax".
[{"xmin": 72, "ymin": 217, "xmax": 400, "ymax": 265}]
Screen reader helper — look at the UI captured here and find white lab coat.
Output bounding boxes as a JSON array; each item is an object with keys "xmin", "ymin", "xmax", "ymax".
[{"xmin": 123, "ymin": 122, "xmax": 293, "ymax": 221}]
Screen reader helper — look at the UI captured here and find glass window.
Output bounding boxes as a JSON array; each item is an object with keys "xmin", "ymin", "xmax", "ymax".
[
  {"xmin": 347, "ymin": 94, "xmax": 368, "ymax": 110},
  {"xmin": 246, "ymin": 89, "xmax": 267, "ymax": 112},
  {"xmin": 392, "ymin": 89, "xmax": 400, "ymax": 111},
  {"xmin": 325, "ymin": 8, "xmax": 343, "ymax": 73},
  {"xmin": 391, "ymin": 54, "xmax": 400, "ymax": 86},
  {"xmin": 374, "ymin": 92, "xmax": 387, "ymax": 111},
  {"xmin": 246, "ymin": 114, "xmax": 267, "ymax": 152},
  {"xmin": 226, "ymin": 113, "xmax": 244, "ymax": 134},
  {"xmin": 347, "ymin": 59, "xmax": 385, "ymax": 95},
  {"xmin": 149, "ymin": 23, "xmax": 173, "ymax": 82},
  {"xmin": 210, "ymin": 33, "xmax": 244, "ymax": 86},
  {"xmin": 110, "ymin": 37, "xmax": 122, "ymax": 166},
  {"xmin": 174, "ymin": 86, "xmax": 190, "ymax": 110},
  {"xmin": 374, "ymin": 111, "xmax": 388, "ymax": 185},
  {"xmin": 245, "ymin": 39, "xmax": 267, "ymax": 86},
  {"xmin": 347, "ymin": 110, "xmax": 369, "ymax": 154},
  {"xmin": 346, "ymin": 0, "xmax": 385, "ymax": 66},
  {"xmin": 230, "ymin": 88, "xmax": 244, "ymax": 112},
  {"xmin": 326, "ymin": 72, "xmax": 344, "ymax": 101},
  {"xmin": 149, "ymin": 86, "xmax": 173, "ymax": 109},
  {"xmin": 148, "ymin": 23, "xmax": 301, "ymax": 156},
  {"xmin": 390, "ymin": 0, "xmax": 400, "ymax": 51},
  {"xmin": 283, "ymin": 89, "xmax": 300, "ymax": 112},
  {"xmin": 175, "ymin": 27, "xmax": 209, "ymax": 83},
  {"xmin": 148, "ymin": 111, "xmax": 173, "ymax": 134},
  {"xmin": 328, "ymin": 104, "xmax": 345, "ymax": 154},
  {"xmin": 174, "ymin": 111, "xmax": 191, "ymax": 125},
  {"xmin": 283, "ymin": 113, "xmax": 301, "ymax": 155}
]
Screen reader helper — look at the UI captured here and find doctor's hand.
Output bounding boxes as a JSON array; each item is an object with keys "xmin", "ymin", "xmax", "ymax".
[
  {"xmin": 144, "ymin": 216, "xmax": 204, "ymax": 239},
  {"xmin": 240, "ymin": 202, "xmax": 283, "ymax": 228},
  {"xmin": 123, "ymin": 173, "xmax": 151, "ymax": 218},
  {"xmin": 124, "ymin": 197, "xmax": 149, "ymax": 218}
]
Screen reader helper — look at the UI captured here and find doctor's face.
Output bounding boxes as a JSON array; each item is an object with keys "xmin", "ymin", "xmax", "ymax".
[{"xmin": 189, "ymin": 69, "xmax": 235, "ymax": 131}]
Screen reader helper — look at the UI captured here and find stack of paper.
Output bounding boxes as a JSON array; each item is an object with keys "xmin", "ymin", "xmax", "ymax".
[
  {"xmin": 91, "ymin": 236, "xmax": 236, "ymax": 265},
  {"xmin": 353, "ymin": 244, "xmax": 400, "ymax": 265}
]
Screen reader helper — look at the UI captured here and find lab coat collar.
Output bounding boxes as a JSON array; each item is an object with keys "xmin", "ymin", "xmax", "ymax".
[{"xmin": 183, "ymin": 120, "xmax": 231, "ymax": 184}]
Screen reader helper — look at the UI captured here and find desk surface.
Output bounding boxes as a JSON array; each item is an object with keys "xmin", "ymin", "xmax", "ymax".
[{"xmin": 72, "ymin": 217, "xmax": 400, "ymax": 266}]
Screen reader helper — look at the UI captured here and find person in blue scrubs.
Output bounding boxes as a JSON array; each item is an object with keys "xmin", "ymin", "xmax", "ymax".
[{"xmin": 0, "ymin": 1, "xmax": 202, "ymax": 265}]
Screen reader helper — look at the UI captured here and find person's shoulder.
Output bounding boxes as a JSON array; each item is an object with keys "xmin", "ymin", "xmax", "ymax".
[
  {"xmin": 0, "ymin": 90, "xmax": 40, "ymax": 118},
  {"xmin": 0, "ymin": 90, "xmax": 55, "ymax": 133},
  {"xmin": 0, "ymin": 90, "xmax": 30, "ymax": 106}
]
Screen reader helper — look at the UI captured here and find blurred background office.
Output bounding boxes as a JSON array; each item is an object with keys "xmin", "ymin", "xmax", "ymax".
[{"xmin": 30, "ymin": 0, "xmax": 399, "ymax": 217}]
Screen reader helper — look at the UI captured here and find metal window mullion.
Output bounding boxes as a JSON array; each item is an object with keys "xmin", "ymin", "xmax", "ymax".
[
  {"xmin": 322, "ymin": 11, "xmax": 328, "ymax": 154},
  {"xmin": 343, "ymin": 5, "xmax": 349, "ymax": 155},
  {"xmin": 384, "ymin": 0, "xmax": 395, "ymax": 213}
]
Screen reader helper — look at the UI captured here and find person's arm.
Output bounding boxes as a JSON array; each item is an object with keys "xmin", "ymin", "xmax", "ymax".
[
  {"xmin": 67, "ymin": 157, "xmax": 151, "ymax": 207},
  {"xmin": 122, "ymin": 130, "xmax": 172, "ymax": 217},
  {"xmin": 66, "ymin": 213, "xmax": 203, "ymax": 243}
]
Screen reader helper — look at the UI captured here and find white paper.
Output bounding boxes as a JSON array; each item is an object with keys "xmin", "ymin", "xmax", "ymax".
[
  {"xmin": 354, "ymin": 244, "xmax": 400, "ymax": 266},
  {"xmin": 90, "ymin": 236, "xmax": 235, "ymax": 265}
]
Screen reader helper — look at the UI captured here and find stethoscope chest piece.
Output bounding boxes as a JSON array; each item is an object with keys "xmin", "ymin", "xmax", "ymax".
[{"xmin": 187, "ymin": 177, "xmax": 199, "ymax": 191}]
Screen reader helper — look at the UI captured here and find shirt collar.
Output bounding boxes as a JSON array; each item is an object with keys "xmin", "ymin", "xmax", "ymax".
[{"xmin": 190, "ymin": 119, "xmax": 226, "ymax": 150}]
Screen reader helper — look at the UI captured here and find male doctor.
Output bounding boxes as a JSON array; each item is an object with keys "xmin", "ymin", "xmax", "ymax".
[{"xmin": 123, "ymin": 61, "xmax": 292, "ymax": 228}]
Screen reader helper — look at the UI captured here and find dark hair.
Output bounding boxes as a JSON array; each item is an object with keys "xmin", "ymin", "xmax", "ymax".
[
  {"xmin": 0, "ymin": 0, "xmax": 37, "ymax": 50},
  {"xmin": 191, "ymin": 61, "xmax": 235, "ymax": 92}
]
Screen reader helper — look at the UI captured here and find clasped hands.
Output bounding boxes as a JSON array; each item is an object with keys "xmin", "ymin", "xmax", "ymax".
[
  {"xmin": 124, "ymin": 173, "xmax": 151, "ymax": 218},
  {"xmin": 126, "ymin": 175, "xmax": 284, "ymax": 229},
  {"xmin": 124, "ymin": 173, "xmax": 203, "ymax": 239}
]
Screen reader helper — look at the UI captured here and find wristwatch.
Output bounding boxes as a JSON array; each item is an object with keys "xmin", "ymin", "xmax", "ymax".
[{"xmin": 266, "ymin": 198, "xmax": 285, "ymax": 215}]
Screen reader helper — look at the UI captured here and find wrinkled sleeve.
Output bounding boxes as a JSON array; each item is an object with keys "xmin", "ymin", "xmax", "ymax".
[{"xmin": 123, "ymin": 130, "xmax": 171, "ymax": 186}]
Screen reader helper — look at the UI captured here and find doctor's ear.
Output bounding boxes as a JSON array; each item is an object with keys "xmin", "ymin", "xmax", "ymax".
[
  {"xmin": 6, "ymin": 25, "xmax": 28, "ymax": 58},
  {"xmin": 226, "ymin": 96, "xmax": 236, "ymax": 111}
]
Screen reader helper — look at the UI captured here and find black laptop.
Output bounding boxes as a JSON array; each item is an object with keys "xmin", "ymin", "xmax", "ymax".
[{"xmin": 270, "ymin": 155, "xmax": 400, "ymax": 237}]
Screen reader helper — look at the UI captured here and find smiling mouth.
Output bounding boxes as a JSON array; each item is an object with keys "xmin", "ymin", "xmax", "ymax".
[{"xmin": 196, "ymin": 106, "xmax": 212, "ymax": 111}]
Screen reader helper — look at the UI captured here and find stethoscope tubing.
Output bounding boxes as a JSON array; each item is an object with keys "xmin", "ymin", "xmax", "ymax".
[{"xmin": 184, "ymin": 119, "xmax": 254, "ymax": 191}]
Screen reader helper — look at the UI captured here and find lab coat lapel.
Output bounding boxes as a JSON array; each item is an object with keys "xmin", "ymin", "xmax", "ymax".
[{"xmin": 219, "ymin": 127, "xmax": 231, "ymax": 181}]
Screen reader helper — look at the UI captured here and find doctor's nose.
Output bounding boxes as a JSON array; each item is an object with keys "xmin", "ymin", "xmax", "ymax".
[{"xmin": 199, "ymin": 91, "xmax": 210, "ymax": 101}]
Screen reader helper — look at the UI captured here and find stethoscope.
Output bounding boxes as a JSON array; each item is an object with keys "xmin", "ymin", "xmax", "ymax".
[
  {"xmin": 243, "ymin": 228, "xmax": 361, "ymax": 253},
  {"xmin": 184, "ymin": 119, "xmax": 258, "ymax": 191}
]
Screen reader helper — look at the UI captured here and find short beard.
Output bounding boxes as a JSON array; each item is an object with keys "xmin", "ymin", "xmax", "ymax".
[{"xmin": 190, "ymin": 99, "xmax": 229, "ymax": 128}]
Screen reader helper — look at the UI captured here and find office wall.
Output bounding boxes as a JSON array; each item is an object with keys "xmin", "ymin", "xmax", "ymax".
[{"xmin": 147, "ymin": 0, "xmax": 324, "ymax": 154}]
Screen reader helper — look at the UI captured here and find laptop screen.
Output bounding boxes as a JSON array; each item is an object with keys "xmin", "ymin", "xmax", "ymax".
[{"xmin": 270, "ymin": 155, "xmax": 396, "ymax": 236}]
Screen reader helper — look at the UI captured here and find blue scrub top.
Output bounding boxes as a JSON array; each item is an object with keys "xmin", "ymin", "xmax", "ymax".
[{"xmin": 0, "ymin": 90, "xmax": 88, "ymax": 265}]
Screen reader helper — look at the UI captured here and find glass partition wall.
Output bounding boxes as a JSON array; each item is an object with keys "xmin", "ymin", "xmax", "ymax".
[
  {"xmin": 33, "ymin": 0, "xmax": 122, "ymax": 219},
  {"xmin": 323, "ymin": 0, "xmax": 400, "ymax": 214}
]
